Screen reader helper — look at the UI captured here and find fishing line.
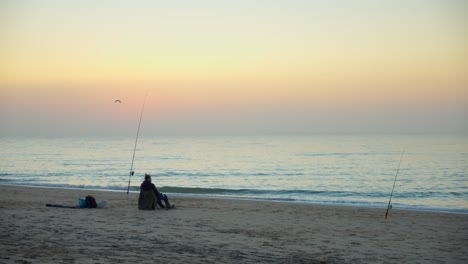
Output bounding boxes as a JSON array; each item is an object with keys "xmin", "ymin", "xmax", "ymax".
[
  {"xmin": 385, "ymin": 149, "xmax": 405, "ymax": 219},
  {"xmin": 127, "ymin": 93, "xmax": 148, "ymax": 195}
]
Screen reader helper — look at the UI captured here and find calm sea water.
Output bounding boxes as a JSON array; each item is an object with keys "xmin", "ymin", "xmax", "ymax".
[{"xmin": 0, "ymin": 136, "xmax": 467, "ymax": 213}]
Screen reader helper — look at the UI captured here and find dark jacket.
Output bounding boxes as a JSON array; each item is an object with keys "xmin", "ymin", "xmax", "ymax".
[{"xmin": 141, "ymin": 180, "xmax": 159, "ymax": 195}]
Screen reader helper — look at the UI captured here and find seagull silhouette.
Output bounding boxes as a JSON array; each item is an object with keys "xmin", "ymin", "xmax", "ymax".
[{"xmin": 115, "ymin": 100, "xmax": 121, "ymax": 103}]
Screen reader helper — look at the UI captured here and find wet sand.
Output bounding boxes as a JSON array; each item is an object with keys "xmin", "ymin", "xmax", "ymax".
[{"xmin": 1, "ymin": 185, "xmax": 467, "ymax": 263}]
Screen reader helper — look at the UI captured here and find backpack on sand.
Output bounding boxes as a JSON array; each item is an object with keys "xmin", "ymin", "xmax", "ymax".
[{"xmin": 85, "ymin": 195, "xmax": 98, "ymax": 208}]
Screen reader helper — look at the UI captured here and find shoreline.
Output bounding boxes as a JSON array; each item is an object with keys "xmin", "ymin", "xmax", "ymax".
[
  {"xmin": 1, "ymin": 183, "xmax": 467, "ymax": 215},
  {"xmin": 1, "ymin": 185, "xmax": 468, "ymax": 263}
]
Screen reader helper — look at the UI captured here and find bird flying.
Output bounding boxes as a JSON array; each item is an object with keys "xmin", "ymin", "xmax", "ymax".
[{"xmin": 115, "ymin": 100, "xmax": 121, "ymax": 103}]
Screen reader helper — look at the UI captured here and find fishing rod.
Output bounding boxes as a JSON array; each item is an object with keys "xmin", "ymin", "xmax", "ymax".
[
  {"xmin": 127, "ymin": 93, "xmax": 148, "ymax": 195},
  {"xmin": 385, "ymin": 149, "xmax": 405, "ymax": 219}
]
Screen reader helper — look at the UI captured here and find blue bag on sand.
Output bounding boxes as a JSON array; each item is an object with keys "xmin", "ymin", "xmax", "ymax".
[
  {"xmin": 78, "ymin": 198, "xmax": 87, "ymax": 208},
  {"xmin": 160, "ymin": 193, "xmax": 168, "ymax": 203}
]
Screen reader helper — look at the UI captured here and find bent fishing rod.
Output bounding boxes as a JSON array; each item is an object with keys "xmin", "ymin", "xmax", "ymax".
[
  {"xmin": 385, "ymin": 149, "xmax": 405, "ymax": 219},
  {"xmin": 127, "ymin": 93, "xmax": 148, "ymax": 195}
]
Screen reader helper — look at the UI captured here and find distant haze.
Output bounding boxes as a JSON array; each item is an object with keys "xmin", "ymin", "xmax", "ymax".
[{"xmin": 1, "ymin": 0, "xmax": 467, "ymax": 137}]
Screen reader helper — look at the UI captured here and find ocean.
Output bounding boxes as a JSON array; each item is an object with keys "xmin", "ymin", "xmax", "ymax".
[{"xmin": 1, "ymin": 135, "xmax": 467, "ymax": 213}]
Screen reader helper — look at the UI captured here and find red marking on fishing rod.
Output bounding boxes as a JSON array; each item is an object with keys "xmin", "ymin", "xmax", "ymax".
[{"xmin": 385, "ymin": 149, "xmax": 405, "ymax": 219}]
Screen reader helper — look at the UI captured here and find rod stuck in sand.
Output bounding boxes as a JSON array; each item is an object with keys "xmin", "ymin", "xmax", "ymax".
[
  {"xmin": 127, "ymin": 93, "xmax": 148, "ymax": 195},
  {"xmin": 385, "ymin": 149, "xmax": 405, "ymax": 219}
]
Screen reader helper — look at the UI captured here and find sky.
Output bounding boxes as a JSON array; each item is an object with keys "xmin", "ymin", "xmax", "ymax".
[{"xmin": 1, "ymin": 0, "xmax": 467, "ymax": 137}]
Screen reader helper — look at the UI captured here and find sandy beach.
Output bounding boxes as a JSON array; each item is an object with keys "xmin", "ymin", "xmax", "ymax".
[{"xmin": 0, "ymin": 185, "xmax": 467, "ymax": 263}]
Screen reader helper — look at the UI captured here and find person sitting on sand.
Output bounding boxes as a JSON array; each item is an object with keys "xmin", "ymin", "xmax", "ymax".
[{"xmin": 138, "ymin": 173, "xmax": 174, "ymax": 210}]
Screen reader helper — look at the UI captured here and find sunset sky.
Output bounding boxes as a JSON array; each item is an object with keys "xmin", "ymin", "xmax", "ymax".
[{"xmin": 1, "ymin": 0, "xmax": 467, "ymax": 136}]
